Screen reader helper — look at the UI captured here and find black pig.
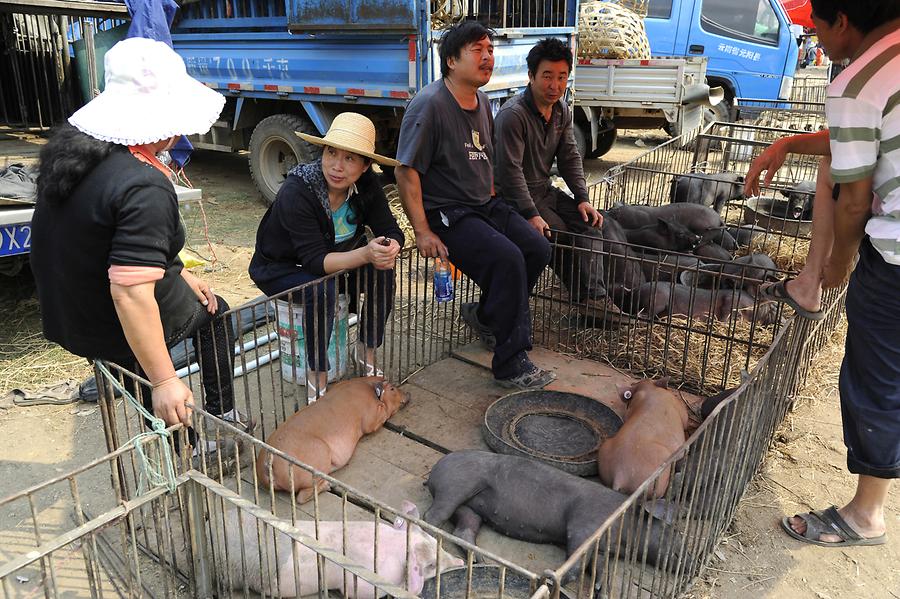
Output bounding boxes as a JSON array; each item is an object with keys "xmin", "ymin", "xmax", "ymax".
[
  {"xmin": 670, "ymin": 173, "xmax": 745, "ymax": 214},
  {"xmin": 424, "ymin": 451, "xmax": 683, "ymax": 581},
  {"xmin": 625, "ymin": 218, "xmax": 700, "ymax": 252}
]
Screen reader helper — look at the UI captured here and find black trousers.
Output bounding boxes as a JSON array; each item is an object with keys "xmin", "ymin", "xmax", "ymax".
[
  {"xmin": 109, "ymin": 296, "xmax": 236, "ymax": 429},
  {"xmin": 536, "ymin": 188, "xmax": 606, "ymax": 301},
  {"xmin": 427, "ymin": 198, "xmax": 551, "ymax": 379}
]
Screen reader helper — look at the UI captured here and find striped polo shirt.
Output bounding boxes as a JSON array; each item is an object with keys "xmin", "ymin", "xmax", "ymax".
[{"xmin": 826, "ymin": 27, "xmax": 900, "ymax": 264}]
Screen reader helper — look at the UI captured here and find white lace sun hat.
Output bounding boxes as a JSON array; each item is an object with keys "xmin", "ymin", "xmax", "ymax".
[{"xmin": 68, "ymin": 37, "xmax": 225, "ymax": 146}]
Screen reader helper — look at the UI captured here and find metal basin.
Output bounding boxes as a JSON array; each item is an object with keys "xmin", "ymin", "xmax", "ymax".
[
  {"xmin": 482, "ymin": 390, "xmax": 623, "ymax": 476},
  {"xmin": 742, "ymin": 197, "xmax": 812, "ymax": 237},
  {"xmin": 421, "ymin": 565, "xmax": 572, "ymax": 599}
]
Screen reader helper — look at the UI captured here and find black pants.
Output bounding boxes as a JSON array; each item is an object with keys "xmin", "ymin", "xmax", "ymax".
[
  {"xmin": 256, "ymin": 265, "xmax": 394, "ymax": 371},
  {"xmin": 536, "ymin": 188, "xmax": 606, "ymax": 301},
  {"xmin": 427, "ymin": 198, "xmax": 551, "ymax": 379},
  {"xmin": 111, "ymin": 295, "xmax": 235, "ymax": 426}
]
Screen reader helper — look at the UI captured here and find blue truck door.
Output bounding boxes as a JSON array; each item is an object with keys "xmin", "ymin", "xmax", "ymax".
[
  {"xmin": 646, "ymin": 0, "xmax": 797, "ymax": 101},
  {"xmin": 645, "ymin": 0, "xmax": 691, "ymax": 56},
  {"xmin": 287, "ymin": 0, "xmax": 416, "ymax": 31},
  {"xmin": 685, "ymin": 0, "xmax": 793, "ymax": 99}
]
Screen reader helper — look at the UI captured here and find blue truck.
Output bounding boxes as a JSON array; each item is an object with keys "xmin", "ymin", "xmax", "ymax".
[
  {"xmin": 170, "ymin": 0, "xmax": 578, "ymax": 204},
  {"xmin": 644, "ymin": 0, "xmax": 799, "ymax": 121}
]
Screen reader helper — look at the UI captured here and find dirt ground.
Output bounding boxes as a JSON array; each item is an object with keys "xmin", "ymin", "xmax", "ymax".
[{"xmin": 1, "ymin": 129, "xmax": 898, "ymax": 598}]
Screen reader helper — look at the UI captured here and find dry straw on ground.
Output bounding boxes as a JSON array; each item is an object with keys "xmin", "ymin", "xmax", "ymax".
[
  {"xmin": 384, "ymin": 184, "xmax": 415, "ymax": 244},
  {"xmin": 0, "ymin": 299, "xmax": 93, "ymax": 393},
  {"xmin": 736, "ymin": 233, "xmax": 811, "ymax": 274},
  {"xmin": 568, "ymin": 316, "xmax": 773, "ymax": 394}
]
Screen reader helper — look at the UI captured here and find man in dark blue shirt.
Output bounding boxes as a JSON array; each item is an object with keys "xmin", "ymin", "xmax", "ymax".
[{"xmin": 395, "ymin": 22, "xmax": 554, "ymax": 390}]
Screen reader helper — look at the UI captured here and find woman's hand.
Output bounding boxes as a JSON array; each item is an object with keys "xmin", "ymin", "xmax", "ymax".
[
  {"xmin": 151, "ymin": 377, "xmax": 194, "ymax": 427},
  {"xmin": 181, "ymin": 269, "xmax": 217, "ymax": 314},
  {"xmin": 366, "ymin": 237, "xmax": 401, "ymax": 270}
]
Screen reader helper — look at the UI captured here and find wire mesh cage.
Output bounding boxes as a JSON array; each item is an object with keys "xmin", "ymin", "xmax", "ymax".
[
  {"xmin": 733, "ymin": 98, "xmax": 827, "ymax": 133},
  {"xmin": 8, "ymin": 118, "xmax": 850, "ymax": 598},
  {"xmin": 72, "ymin": 210, "xmax": 846, "ymax": 599},
  {"xmin": 790, "ymin": 75, "xmax": 829, "ymax": 103}
]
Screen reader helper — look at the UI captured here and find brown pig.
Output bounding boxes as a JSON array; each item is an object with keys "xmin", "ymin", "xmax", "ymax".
[
  {"xmin": 256, "ymin": 377, "xmax": 409, "ymax": 502},
  {"xmin": 597, "ymin": 378, "xmax": 689, "ymax": 499}
]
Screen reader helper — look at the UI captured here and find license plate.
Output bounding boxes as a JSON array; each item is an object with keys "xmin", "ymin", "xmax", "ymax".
[{"xmin": 0, "ymin": 223, "xmax": 32, "ymax": 257}]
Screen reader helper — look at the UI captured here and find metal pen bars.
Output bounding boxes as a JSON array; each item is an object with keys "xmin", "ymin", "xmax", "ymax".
[
  {"xmin": 0, "ymin": 11, "xmax": 124, "ymax": 129},
  {"xmin": 790, "ymin": 74, "xmax": 829, "ymax": 104},
  {"xmin": 0, "ymin": 421, "xmax": 541, "ymax": 599},
  {"xmin": 5, "ymin": 254, "xmax": 845, "ymax": 599},
  {"xmin": 733, "ymin": 98, "xmax": 827, "ymax": 134},
  {"xmin": 4, "ymin": 122, "xmax": 847, "ymax": 599}
]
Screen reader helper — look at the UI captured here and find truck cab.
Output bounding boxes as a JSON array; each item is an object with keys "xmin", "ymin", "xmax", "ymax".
[{"xmin": 644, "ymin": 0, "xmax": 799, "ymax": 116}]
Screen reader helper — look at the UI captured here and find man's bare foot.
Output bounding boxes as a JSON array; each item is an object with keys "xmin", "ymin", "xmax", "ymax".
[{"xmin": 787, "ymin": 506, "xmax": 885, "ymax": 543}]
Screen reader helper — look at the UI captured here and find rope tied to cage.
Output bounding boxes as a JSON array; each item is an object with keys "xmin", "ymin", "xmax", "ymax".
[{"xmin": 94, "ymin": 361, "xmax": 178, "ymax": 494}]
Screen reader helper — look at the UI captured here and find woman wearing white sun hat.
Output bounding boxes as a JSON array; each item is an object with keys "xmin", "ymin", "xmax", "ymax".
[
  {"xmin": 30, "ymin": 37, "xmax": 251, "ymax": 436},
  {"xmin": 248, "ymin": 112, "xmax": 405, "ymax": 402}
]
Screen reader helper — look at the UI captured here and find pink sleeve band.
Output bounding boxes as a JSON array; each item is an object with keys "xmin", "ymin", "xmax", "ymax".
[{"xmin": 108, "ymin": 265, "xmax": 166, "ymax": 286}]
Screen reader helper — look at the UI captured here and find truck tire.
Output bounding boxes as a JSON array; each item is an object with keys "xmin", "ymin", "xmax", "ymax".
[
  {"xmin": 703, "ymin": 98, "xmax": 732, "ymax": 128},
  {"xmin": 249, "ymin": 114, "xmax": 320, "ymax": 206},
  {"xmin": 575, "ymin": 118, "xmax": 617, "ymax": 160},
  {"xmin": 593, "ymin": 120, "xmax": 617, "ymax": 158},
  {"xmin": 574, "ymin": 119, "xmax": 590, "ymax": 160}
]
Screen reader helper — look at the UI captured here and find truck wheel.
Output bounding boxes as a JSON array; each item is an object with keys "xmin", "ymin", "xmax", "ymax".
[
  {"xmin": 574, "ymin": 119, "xmax": 590, "ymax": 160},
  {"xmin": 703, "ymin": 99, "xmax": 732, "ymax": 128},
  {"xmin": 575, "ymin": 119, "xmax": 616, "ymax": 160},
  {"xmin": 593, "ymin": 120, "xmax": 617, "ymax": 158},
  {"xmin": 249, "ymin": 114, "xmax": 320, "ymax": 206},
  {"xmin": 700, "ymin": 99, "xmax": 732, "ymax": 151}
]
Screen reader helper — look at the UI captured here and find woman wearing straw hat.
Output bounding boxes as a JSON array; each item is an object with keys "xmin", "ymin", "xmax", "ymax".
[
  {"xmin": 30, "ymin": 37, "xmax": 251, "ymax": 437},
  {"xmin": 249, "ymin": 112, "xmax": 404, "ymax": 402}
]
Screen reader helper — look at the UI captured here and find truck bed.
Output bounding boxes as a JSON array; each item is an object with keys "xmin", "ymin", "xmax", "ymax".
[{"xmin": 574, "ymin": 56, "xmax": 708, "ymax": 107}]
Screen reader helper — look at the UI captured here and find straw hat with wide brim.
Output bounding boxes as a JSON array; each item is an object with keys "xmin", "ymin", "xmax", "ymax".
[
  {"xmin": 297, "ymin": 112, "xmax": 399, "ymax": 167},
  {"xmin": 68, "ymin": 37, "xmax": 225, "ymax": 146}
]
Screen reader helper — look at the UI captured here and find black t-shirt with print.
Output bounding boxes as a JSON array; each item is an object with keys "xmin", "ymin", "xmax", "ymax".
[
  {"xmin": 30, "ymin": 148, "xmax": 197, "ymax": 361},
  {"xmin": 397, "ymin": 79, "xmax": 494, "ymax": 210}
]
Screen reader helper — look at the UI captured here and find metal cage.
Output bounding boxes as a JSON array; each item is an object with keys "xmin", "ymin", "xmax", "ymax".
[
  {"xmin": 6, "ymin": 122, "xmax": 848, "ymax": 599},
  {"xmin": 733, "ymin": 98, "xmax": 826, "ymax": 133}
]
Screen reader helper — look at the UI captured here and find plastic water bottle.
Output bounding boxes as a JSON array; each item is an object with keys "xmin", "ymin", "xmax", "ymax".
[{"xmin": 434, "ymin": 259, "xmax": 454, "ymax": 303}]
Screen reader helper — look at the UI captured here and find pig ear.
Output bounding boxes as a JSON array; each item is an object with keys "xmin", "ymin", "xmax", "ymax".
[
  {"xmin": 405, "ymin": 542, "xmax": 429, "ymax": 594},
  {"xmin": 392, "ymin": 501, "xmax": 418, "ymax": 529},
  {"xmin": 402, "ymin": 499, "xmax": 420, "ymax": 520},
  {"xmin": 373, "ymin": 381, "xmax": 385, "ymax": 403},
  {"xmin": 656, "ymin": 218, "xmax": 671, "ymax": 232},
  {"xmin": 654, "ymin": 376, "xmax": 670, "ymax": 389}
]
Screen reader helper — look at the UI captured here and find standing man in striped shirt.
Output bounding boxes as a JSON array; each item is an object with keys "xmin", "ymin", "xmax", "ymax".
[{"xmin": 746, "ymin": 0, "xmax": 900, "ymax": 547}]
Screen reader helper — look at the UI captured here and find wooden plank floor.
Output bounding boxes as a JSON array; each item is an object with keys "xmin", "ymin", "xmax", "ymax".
[{"xmin": 215, "ymin": 342, "xmax": 703, "ymax": 587}]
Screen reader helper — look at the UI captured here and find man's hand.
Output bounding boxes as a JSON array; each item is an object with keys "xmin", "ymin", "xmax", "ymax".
[
  {"xmin": 528, "ymin": 215, "xmax": 552, "ymax": 238},
  {"xmin": 577, "ymin": 202, "xmax": 602, "ymax": 228},
  {"xmin": 151, "ymin": 378, "xmax": 194, "ymax": 427},
  {"xmin": 415, "ymin": 227, "xmax": 449, "ymax": 260},
  {"xmin": 745, "ymin": 137, "xmax": 790, "ymax": 198},
  {"xmin": 181, "ymin": 269, "xmax": 217, "ymax": 314}
]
